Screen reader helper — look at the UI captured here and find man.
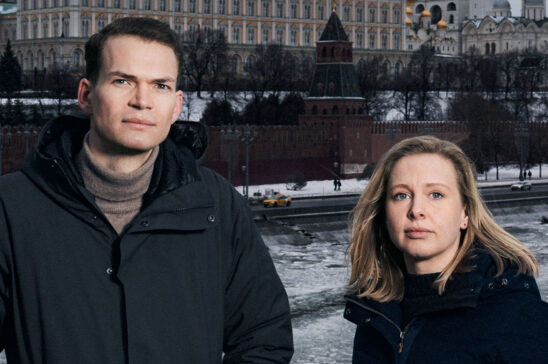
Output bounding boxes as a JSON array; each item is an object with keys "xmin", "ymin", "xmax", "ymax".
[{"xmin": 0, "ymin": 18, "xmax": 293, "ymax": 363}]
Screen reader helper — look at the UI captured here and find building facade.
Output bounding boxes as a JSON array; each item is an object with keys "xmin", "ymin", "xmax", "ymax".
[{"xmin": 0, "ymin": 0, "xmax": 407, "ymax": 76}]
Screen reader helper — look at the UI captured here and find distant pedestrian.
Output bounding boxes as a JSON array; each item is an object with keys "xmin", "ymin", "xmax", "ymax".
[
  {"xmin": 334, "ymin": 178, "xmax": 338, "ymax": 191},
  {"xmin": 528, "ymin": 170, "xmax": 532, "ymax": 180},
  {"xmin": 337, "ymin": 179, "xmax": 342, "ymax": 191}
]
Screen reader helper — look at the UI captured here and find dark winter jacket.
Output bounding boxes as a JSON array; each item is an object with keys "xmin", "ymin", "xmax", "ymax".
[
  {"xmin": 344, "ymin": 251, "xmax": 548, "ymax": 363},
  {"xmin": 0, "ymin": 115, "xmax": 293, "ymax": 363}
]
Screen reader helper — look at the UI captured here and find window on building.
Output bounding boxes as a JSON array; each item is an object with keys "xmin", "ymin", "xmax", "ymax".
[
  {"xmin": 53, "ymin": 20, "xmax": 59, "ymax": 36},
  {"xmin": 63, "ymin": 18, "xmax": 69, "ymax": 36},
  {"xmin": 248, "ymin": 0, "xmax": 255, "ymax": 16},
  {"xmin": 485, "ymin": 43, "xmax": 490, "ymax": 55},
  {"xmin": 175, "ymin": 23, "xmax": 182, "ymax": 33},
  {"xmin": 382, "ymin": 7, "xmax": 388, "ymax": 23},
  {"xmin": 291, "ymin": 3, "xmax": 297, "ymax": 18},
  {"xmin": 130, "ymin": 0, "xmax": 136, "ymax": 9},
  {"xmin": 318, "ymin": 4, "xmax": 324, "ymax": 19},
  {"xmin": 357, "ymin": 7, "xmax": 363, "ymax": 22},
  {"xmin": 30, "ymin": 52, "xmax": 34, "ymax": 69},
  {"xmin": 262, "ymin": 27, "xmax": 269, "ymax": 43},
  {"xmin": 276, "ymin": 28, "xmax": 283, "ymax": 44},
  {"xmin": 145, "ymin": 0, "xmax": 151, "ymax": 10},
  {"xmin": 262, "ymin": 0, "xmax": 269, "ymax": 16},
  {"xmin": 234, "ymin": 0, "xmax": 240, "ymax": 15},
  {"xmin": 304, "ymin": 4, "xmax": 310, "ymax": 19},
  {"xmin": 394, "ymin": 8, "xmax": 400, "ymax": 23},
  {"xmin": 277, "ymin": 2, "xmax": 283, "ymax": 17},
  {"xmin": 82, "ymin": 0, "xmax": 89, "ymax": 6},
  {"xmin": 64, "ymin": 0, "xmax": 68, "ymax": 6},
  {"xmin": 204, "ymin": 0, "xmax": 211, "ymax": 13},
  {"xmin": 369, "ymin": 7, "xmax": 375, "ymax": 22},
  {"xmin": 344, "ymin": 6, "xmax": 350, "ymax": 21},
  {"xmin": 491, "ymin": 42, "xmax": 496, "ymax": 54},
  {"xmin": 395, "ymin": 62, "xmax": 401, "ymax": 78},
  {"xmin": 43, "ymin": 21, "xmax": 48, "ymax": 38},
  {"xmin": 98, "ymin": 0, "xmax": 105, "ymax": 7},
  {"xmin": 98, "ymin": 18, "xmax": 105, "ymax": 31},
  {"xmin": 290, "ymin": 29, "xmax": 297, "ymax": 45},
  {"xmin": 369, "ymin": 32, "xmax": 375, "ymax": 48},
  {"xmin": 73, "ymin": 51, "xmax": 81, "ymax": 69},
  {"xmin": 356, "ymin": 32, "xmax": 362, "ymax": 47},
  {"xmin": 233, "ymin": 27, "xmax": 240, "ymax": 43},
  {"xmin": 160, "ymin": 0, "xmax": 166, "ymax": 10},
  {"xmin": 248, "ymin": 27, "xmax": 255, "ymax": 43},
  {"xmin": 304, "ymin": 29, "xmax": 310, "ymax": 45},
  {"xmin": 218, "ymin": 0, "xmax": 225, "ymax": 13},
  {"xmin": 189, "ymin": 0, "xmax": 195, "ymax": 12},
  {"xmin": 81, "ymin": 19, "xmax": 89, "ymax": 37},
  {"xmin": 381, "ymin": 33, "xmax": 387, "ymax": 49},
  {"xmin": 231, "ymin": 55, "xmax": 239, "ymax": 74},
  {"xmin": 449, "ymin": 15, "xmax": 454, "ymax": 24},
  {"xmin": 394, "ymin": 33, "xmax": 400, "ymax": 50}
]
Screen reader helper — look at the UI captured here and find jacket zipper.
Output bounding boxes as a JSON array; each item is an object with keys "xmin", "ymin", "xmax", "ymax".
[{"xmin": 345, "ymin": 297, "xmax": 415, "ymax": 355}]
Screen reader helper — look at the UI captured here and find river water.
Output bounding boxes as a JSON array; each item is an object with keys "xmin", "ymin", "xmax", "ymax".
[{"xmin": 1, "ymin": 205, "xmax": 547, "ymax": 363}]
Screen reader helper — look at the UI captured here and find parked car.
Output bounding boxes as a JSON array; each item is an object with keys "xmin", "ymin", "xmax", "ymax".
[
  {"xmin": 248, "ymin": 191, "xmax": 266, "ymax": 205},
  {"xmin": 263, "ymin": 194, "xmax": 292, "ymax": 207},
  {"xmin": 510, "ymin": 181, "xmax": 532, "ymax": 191}
]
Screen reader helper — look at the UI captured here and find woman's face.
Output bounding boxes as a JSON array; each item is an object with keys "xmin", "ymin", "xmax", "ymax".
[{"xmin": 385, "ymin": 153, "xmax": 469, "ymax": 274}]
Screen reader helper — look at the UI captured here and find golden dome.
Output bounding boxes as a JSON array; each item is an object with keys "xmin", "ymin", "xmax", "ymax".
[
  {"xmin": 437, "ymin": 19, "xmax": 447, "ymax": 29},
  {"xmin": 405, "ymin": 17, "xmax": 412, "ymax": 26},
  {"xmin": 421, "ymin": 9, "xmax": 431, "ymax": 17},
  {"xmin": 406, "ymin": 6, "xmax": 413, "ymax": 15},
  {"xmin": 407, "ymin": 0, "xmax": 415, "ymax": 5}
]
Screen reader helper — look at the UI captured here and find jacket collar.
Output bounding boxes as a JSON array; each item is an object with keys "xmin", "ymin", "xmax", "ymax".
[{"xmin": 22, "ymin": 115, "xmax": 209, "ymax": 215}]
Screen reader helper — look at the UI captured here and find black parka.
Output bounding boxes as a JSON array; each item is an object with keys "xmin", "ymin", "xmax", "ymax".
[
  {"xmin": 344, "ymin": 251, "xmax": 548, "ymax": 363},
  {"xmin": 0, "ymin": 115, "xmax": 293, "ymax": 363}
]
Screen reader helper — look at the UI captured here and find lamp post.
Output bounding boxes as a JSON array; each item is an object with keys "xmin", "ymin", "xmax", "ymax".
[
  {"xmin": 514, "ymin": 121, "xmax": 529, "ymax": 181},
  {"xmin": 240, "ymin": 125, "xmax": 257, "ymax": 199},
  {"xmin": 220, "ymin": 126, "xmax": 240, "ymax": 184}
]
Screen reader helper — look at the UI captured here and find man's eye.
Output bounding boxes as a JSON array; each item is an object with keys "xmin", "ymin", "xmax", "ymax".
[
  {"xmin": 156, "ymin": 84, "xmax": 169, "ymax": 90},
  {"xmin": 114, "ymin": 79, "xmax": 128, "ymax": 85},
  {"xmin": 394, "ymin": 193, "xmax": 408, "ymax": 200},
  {"xmin": 431, "ymin": 192, "xmax": 443, "ymax": 199}
]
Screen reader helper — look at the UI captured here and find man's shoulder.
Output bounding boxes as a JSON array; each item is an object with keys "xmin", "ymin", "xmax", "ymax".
[{"xmin": 0, "ymin": 171, "xmax": 32, "ymax": 194}]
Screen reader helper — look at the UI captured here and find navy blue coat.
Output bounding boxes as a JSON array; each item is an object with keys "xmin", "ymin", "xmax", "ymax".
[
  {"xmin": 0, "ymin": 116, "xmax": 293, "ymax": 363},
  {"xmin": 344, "ymin": 252, "xmax": 548, "ymax": 363}
]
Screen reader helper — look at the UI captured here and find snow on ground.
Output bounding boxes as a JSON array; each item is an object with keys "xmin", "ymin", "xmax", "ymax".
[{"xmin": 237, "ymin": 164, "xmax": 548, "ymax": 198}]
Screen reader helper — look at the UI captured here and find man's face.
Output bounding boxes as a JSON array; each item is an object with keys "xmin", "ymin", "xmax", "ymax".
[{"xmin": 78, "ymin": 35, "xmax": 183, "ymax": 155}]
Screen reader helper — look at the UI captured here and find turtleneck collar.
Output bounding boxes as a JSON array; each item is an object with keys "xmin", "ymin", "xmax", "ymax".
[{"xmin": 75, "ymin": 133, "xmax": 159, "ymax": 234}]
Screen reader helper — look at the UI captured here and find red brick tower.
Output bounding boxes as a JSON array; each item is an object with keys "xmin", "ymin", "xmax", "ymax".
[{"xmin": 299, "ymin": 9, "xmax": 373, "ymax": 178}]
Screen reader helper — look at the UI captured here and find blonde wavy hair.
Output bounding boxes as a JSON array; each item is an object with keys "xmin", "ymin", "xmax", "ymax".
[{"xmin": 347, "ymin": 136, "xmax": 539, "ymax": 302}]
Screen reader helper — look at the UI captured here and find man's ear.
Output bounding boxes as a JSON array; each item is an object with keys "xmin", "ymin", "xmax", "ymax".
[
  {"xmin": 78, "ymin": 78, "xmax": 94, "ymax": 116},
  {"xmin": 171, "ymin": 90, "xmax": 184, "ymax": 124}
]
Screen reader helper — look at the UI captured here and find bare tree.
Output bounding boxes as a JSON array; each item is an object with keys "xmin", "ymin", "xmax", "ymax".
[
  {"xmin": 181, "ymin": 27, "xmax": 227, "ymax": 98},
  {"xmin": 409, "ymin": 45, "xmax": 437, "ymax": 121},
  {"xmin": 497, "ymin": 51, "xmax": 519, "ymax": 100}
]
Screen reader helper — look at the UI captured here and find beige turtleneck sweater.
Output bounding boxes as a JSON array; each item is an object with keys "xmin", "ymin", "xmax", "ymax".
[{"xmin": 75, "ymin": 134, "xmax": 159, "ymax": 235}]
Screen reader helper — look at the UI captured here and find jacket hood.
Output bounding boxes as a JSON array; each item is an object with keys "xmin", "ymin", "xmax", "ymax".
[{"xmin": 21, "ymin": 115, "xmax": 209, "ymax": 212}]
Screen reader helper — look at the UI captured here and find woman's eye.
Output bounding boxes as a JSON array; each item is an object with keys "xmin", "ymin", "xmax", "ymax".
[
  {"xmin": 431, "ymin": 192, "xmax": 443, "ymax": 199},
  {"xmin": 394, "ymin": 193, "xmax": 408, "ymax": 200}
]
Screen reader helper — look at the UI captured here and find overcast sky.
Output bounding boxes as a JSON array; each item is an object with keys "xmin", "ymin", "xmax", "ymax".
[{"xmin": 509, "ymin": 0, "xmax": 521, "ymax": 16}]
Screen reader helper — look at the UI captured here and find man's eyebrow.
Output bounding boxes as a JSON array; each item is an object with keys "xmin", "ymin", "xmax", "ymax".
[{"xmin": 107, "ymin": 71, "xmax": 176, "ymax": 83}]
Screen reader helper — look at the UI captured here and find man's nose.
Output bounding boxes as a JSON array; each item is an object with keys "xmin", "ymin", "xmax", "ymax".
[
  {"xmin": 408, "ymin": 196, "xmax": 425, "ymax": 219},
  {"xmin": 129, "ymin": 84, "xmax": 152, "ymax": 109}
]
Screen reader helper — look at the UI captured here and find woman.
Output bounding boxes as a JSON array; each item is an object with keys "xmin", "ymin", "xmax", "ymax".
[{"xmin": 345, "ymin": 136, "xmax": 548, "ymax": 363}]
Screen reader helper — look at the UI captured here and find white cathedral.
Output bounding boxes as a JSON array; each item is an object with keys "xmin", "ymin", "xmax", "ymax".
[{"xmin": 405, "ymin": 0, "xmax": 548, "ymax": 55}]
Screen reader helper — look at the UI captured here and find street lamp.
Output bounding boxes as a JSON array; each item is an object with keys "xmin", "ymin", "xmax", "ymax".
[
  {"xmin": 514, "ymin": 121, "xmax": 529, "ymax": 181},
  {"xmin": 240, "ymin": 125, "xmax": 257, "ymax": 199},
  {"xmin": 220, "ymin": 126, "xmax": 241, "ymax": 184}
]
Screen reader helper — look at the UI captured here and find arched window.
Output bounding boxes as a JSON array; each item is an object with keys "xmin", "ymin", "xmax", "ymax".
[
  {"xmin": 491, "ymin": 42, "xmax": 496, "ymax": 54},
  {"xmin": 332, "ymin": 105, "xmax": 339, "ymax": 114},
  {"xmin": 485, "ymin": 43, "xmax": 490, "ymax": 55},
  {"xmin": 447, "ymin": 2, "xmax": 456, "ymax": 11},
  {"xmin": 449, "ymin": 15, "xmax": 454, "ymax": 24},
  {"xmin": 322, "ymin": 47, "xmax": 327, "ymax": 57},
  {"xmin": 312, "ymin": 105, "xmax": 318, "ymax": 114}
]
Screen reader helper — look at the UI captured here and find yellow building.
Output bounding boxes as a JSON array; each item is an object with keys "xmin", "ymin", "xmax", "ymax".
[{"xmin": 2, "ymin": 0, "xmax": 407, "ymax": 77}]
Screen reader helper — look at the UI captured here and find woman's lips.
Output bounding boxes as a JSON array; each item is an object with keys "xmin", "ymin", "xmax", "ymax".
[{"xmin": 404, "ymin": 228, "xmax": 432, "ymax": 239}]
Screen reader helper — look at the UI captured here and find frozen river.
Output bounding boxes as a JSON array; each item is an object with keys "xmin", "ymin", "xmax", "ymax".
[{"xmin": 1, "ymin": 204, "xmax": 547, "ymax": 363}]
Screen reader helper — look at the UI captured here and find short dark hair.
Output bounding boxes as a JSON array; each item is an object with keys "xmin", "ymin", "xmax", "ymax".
[{"xmin": 84, "ymin": 17, "xmax": 182, "ymax": 85}]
